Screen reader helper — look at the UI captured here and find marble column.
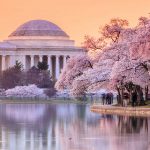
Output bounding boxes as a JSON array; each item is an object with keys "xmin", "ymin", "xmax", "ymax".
[
  {"xmin": 31, "ymin": 55, "xmax": 34, "ymax": 67},
  {"xmin": 22, "ymin": 56, "xmax": 26, "ymax": 70},
  {"xmin": 63, "ymin": 55, "xmax": 67, "ymax": 67},
  {"xmin": 2, "ymin": 55, "xmax": 6, "ymax": 71},
  {"xmin": 55, "ymin": 55, "xmax": 60, "ymax": 79},
  {"xmin": 48, "ymin": 56, "xmax": 52, "ymax": 72},
  {"xmin": 39, "ymin": 55, "xmax": 43, "ymax": 62}
]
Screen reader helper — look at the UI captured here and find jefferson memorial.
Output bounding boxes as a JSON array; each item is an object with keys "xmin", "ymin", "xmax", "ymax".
[{"xmin": 0, "ymin": 20, "xmax": 84, "ymax": 79}]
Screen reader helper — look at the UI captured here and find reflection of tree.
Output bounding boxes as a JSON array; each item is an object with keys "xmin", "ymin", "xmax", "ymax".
[
  {"xmin": 118, "ymin": 116, "xmax": 148, "ymax": 134},
  {"xmin": 76, "ymin": 104, "xmax": 86, "ymax": 120},
  {"xmin": 0, "ymin": 104, "xmax": 59, "ymax": 150}
]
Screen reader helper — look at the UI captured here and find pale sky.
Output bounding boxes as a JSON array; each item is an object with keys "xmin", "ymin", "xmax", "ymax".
[{"xmin": 1, "ymin": 0, "xmax": 150, "ymax": 46}]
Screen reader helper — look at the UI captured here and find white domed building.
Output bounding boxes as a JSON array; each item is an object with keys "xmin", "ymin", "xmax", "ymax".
[{"xmin": 0, "ymin": 20, "xmax": 85, "ymax": 79}]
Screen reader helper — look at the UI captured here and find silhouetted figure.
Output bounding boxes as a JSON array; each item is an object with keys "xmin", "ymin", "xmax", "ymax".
[
  {"xmin": 90, "ymin": 94, "xmax": 93, "ymax": 102},
  {"xmin": 132, "ymin": 90, "xmax": 137, "ymax": 107},
  {"xmin": 106, "ymin": 93, "xmax": 112, "ymax": 105},
  {"xmin": 101, "ymin": 93, "xmax": 106, "ymax": 105},
  {"xmin": 106, "ymin": 93, "xmax": 109, "ymax": 104},
  {"xmin": 83, "ymin": 94, "xmax": 86, "ymax": 101},
  {"xmin": 110, "ymin": 92, "xmax": 114, "ymax": 104}
]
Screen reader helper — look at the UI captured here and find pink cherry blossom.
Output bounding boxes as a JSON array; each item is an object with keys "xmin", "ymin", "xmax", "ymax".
[{"xmin": 56, "ymin": 16, "xmax": 150, "ymax": 97}]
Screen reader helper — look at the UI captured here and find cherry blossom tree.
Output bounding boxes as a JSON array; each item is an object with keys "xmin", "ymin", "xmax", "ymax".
[
  {"xmin": 83, "ymin": 18, "xmax": 129, "ymax": 58},
  {"xmin": 83, "ymin": 35, "xmax": 106, "ymax": 57},
  {"xmin": 55, "ymin": 55, "xmax": 93, "ymax": 92},
  {"xmin": 5, "ymin": 84, "xmax": 46, "ymax": 98},
  {"xmin": 56, "ymin": 16, "xmax": 150, "ymax": 103},
  {"xmin": 110, "ymin": 57, "xmax": 150, "ymax": 105},
  {"xmin": 101, "ymin": 18, "xmax": 129, "ymax": 43},
  {"xmin": 56, "ymin": 22, "xmax": 131, "ymax": 98},
  {"xmin": 91, "ymin": 17, "xmax": 150, "ymax": 104},
  {"xmin": 138, "ymin": 16, "xmax": 149, "ymax": 27}
]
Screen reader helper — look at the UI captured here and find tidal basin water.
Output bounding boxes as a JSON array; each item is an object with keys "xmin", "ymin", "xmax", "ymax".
[{"xmin": 0, "ymin": 103, "xmax": 149, "ymax": 150}]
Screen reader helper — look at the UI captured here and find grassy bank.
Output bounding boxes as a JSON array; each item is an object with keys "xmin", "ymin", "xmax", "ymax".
[
  {"xmin": 91, "ymin": 104, "xmax": 150, "ymax": 117},
  {"xmin": 0, "ymin": 98, "xmax": 93, "ymax": 105}
]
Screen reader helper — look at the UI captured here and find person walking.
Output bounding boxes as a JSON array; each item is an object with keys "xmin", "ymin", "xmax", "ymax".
[
  {"xmin": 106, "ymin": 93, "xmax": 109, "ymax": 105},
  {"xmin": 101, "ymin": 93, "xmax": 106, "ymax": 105},
  {"xmin": 110, "ymin": 92, "xmax": 114, "ymax": 104}
]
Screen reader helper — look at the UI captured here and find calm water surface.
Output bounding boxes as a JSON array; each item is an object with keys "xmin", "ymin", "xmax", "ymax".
[{"xmin": 0, "ymin": 103, "xmax": 149, "ymax": 150}]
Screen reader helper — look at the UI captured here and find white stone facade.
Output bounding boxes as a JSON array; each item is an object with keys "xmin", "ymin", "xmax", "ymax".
[{"xmin": 0, "ymin": 20, "xmax": 85, "ymax": 79}]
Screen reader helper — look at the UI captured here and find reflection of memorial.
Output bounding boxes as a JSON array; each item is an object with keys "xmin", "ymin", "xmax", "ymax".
[
  {"xmin": 0, "ymin": 104, "xmax": 149, "ymax": 150},
  {"xmin": 0, "ymin": 104, "xmax": 57, "ymax": 150},
  {"xmin": 0, "ymin": 104, "xmax": 101, "ymax": 150},
  {"xmin": 5, "ymin": 104, "xmax": 46, "ymax": 122}
]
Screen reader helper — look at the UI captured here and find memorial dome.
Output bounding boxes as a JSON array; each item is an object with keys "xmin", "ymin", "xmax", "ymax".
[{"xmin": 9, "ymin": 20, "xmax": 69, "ymax": 37}]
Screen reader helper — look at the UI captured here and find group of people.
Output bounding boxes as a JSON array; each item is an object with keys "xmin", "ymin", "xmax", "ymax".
[
  {"xmin": 122, "ymin": 91, "xmax": 137, "ymax": 107},
  {"xmin": 121, "ymin": 89, "xmax": 144, "ymax": 107},
  {"xmin": 101, "ymin": 92, "xmax": 114, "ymax": 105}
]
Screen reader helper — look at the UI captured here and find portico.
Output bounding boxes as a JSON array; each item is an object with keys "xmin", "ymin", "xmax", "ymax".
[
  {"xmin": 0, "ymin": 53, "xmax": 73, "ymax": 79},
  {"xmin": 0, "ymin": 20, "xmax": 85, "ymax": 79}
]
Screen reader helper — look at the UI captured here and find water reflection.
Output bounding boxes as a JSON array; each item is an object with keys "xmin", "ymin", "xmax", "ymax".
[
  {"xmin": 0, "ymin": 104, "xmax": 149, "ymax": 150},
  {"xmin": 118, "ymin": 116, "xmax": 148, "ymax": 134}
]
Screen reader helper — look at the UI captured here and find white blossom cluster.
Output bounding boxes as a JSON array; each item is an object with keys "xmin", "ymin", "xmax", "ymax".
[{"xmin": 5, "ymin": 84, "xmax": 46, "ymax": 98}]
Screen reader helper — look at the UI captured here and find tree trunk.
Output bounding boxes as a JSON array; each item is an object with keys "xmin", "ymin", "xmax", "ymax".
[
  {"xmin": 116, "ymin": 87, "xmax": 121, "ymax": 105},
  {"xmin": 121, "ymin": 87, "xmax": 124, "ymax": 106},
  {"xmin": 145, "ymin": 86, "xmax": 148, "ymax": 101},
  {"xmin": 136, "ymin": 86, "xmax": 145, "ymax": 106},
  {"xmin": 129, "ymin": 89, "xmax": 132, "ymax": 103}
]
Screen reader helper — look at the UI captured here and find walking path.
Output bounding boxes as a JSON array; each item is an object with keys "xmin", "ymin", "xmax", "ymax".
[{"xmin": 91, "ymin": 105, "xmax": 150, "ymax": 117}]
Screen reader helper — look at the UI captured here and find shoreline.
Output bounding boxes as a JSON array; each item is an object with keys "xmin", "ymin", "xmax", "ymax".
[
  {"xmin": 91, "ymin": 105, "xmax": 150, "ymax": 117},
  {"xmin": 0, "ymin": 99, "xmax": 90, "ymax": 105}
]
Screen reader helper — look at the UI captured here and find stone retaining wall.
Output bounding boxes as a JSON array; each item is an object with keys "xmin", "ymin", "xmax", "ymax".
[{"xmin": 91, "ymin": 105, "xmax": 150, "ymax": 117}]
